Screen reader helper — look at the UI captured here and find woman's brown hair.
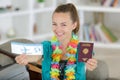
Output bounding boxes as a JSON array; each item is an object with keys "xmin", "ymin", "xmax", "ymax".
[{"xmin": 53, "ymin": 3, "xmax": 80, "ymax": 34}]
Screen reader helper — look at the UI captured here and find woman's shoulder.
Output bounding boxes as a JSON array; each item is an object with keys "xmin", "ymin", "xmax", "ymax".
[
  {"xmin": 41, "ymin": 40, "xmax": 51, "ymax": 45},
  {"xmin": 41, "ymin": 40, "xmax": 52, "ymax": 52}
]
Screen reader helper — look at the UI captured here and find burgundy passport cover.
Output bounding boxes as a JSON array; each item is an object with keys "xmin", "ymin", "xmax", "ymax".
[{"xmin": 78, "ymin": 42, "xmax": 94, "ymax": 62}]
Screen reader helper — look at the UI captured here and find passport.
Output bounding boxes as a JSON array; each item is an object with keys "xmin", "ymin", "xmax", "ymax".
[{"xmin": 78, "ymin": 42, "xmax": 94, "ymax": 62}]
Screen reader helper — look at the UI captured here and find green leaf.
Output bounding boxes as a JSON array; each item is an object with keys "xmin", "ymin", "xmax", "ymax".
[{"xmin": 37, "ymin": 0, "xmax": 44, "ymax": 3}]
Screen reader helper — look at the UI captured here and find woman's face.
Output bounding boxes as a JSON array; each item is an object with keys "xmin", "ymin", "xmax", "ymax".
[{"xmin": 52, "ymin": 12, "xmax": 76, "ymax": 42}]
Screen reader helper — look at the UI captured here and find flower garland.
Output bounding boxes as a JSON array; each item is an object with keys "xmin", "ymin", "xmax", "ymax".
[{"xmin": 50, "ymin": 34, "xmax": 79, "ymax": 80}]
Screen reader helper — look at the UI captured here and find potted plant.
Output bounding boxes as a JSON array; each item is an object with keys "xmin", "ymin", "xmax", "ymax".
[{"xmin": 37, "ymin": 0, "xmax": 45, "ymax": 8}]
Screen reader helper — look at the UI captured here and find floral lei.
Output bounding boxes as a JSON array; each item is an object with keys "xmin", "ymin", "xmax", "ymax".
[{"xmin": 50, "ymin": 34, "xmax": 79, "ymax": 80}]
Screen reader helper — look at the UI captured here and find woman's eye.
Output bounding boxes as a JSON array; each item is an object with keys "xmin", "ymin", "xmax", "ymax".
[
  {"xmin": 61, "ymin": 24, "xmax": 67, "ymax": 27},
  {"xmin": 61, "ymin": 24, "xmax": 66, "ymax": 27},
  {"xmin": 63, "ymin": 24, "xmax": 66, "ymax": 26},
  {"xmin": 52, "ymin": 23, "xmax": 57, "ymax": 26}
]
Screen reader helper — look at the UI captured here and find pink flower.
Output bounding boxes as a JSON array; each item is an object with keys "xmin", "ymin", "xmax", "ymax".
[{"xmin": 51, "ymin": 64, "xmax": 59, "ymax": 69}]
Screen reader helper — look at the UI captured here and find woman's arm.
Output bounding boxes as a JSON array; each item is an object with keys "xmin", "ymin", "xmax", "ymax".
[{"xmin": 15, "ymin": 54, "xmax": 42, "ymax": 65}]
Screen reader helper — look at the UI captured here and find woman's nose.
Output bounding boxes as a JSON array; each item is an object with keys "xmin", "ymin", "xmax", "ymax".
[{"xmin": 55, "ymin": 25, "xmax": 62, "ymax": 31}]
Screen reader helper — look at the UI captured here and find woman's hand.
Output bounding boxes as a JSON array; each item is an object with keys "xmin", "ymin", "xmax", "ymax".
[
  {"xmin": 15, "ymin": 54, "xmax": 29, "ymax": 65},
  {"xmin": 86, "ymin": 58, "xmax": 97, "ymax": 71}
]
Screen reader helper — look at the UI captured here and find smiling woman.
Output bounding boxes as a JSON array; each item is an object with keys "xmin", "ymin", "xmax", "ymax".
[{"xmin": 15, "ymin": 3, "xmax": 97, "ymax": 80}]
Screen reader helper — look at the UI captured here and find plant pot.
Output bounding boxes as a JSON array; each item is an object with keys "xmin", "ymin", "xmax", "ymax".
[{"xmin": 38, "ymin": 2, "xmax": 44, "ymax": 8}]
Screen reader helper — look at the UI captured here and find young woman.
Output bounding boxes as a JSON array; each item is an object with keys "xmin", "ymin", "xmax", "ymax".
[{"xmin": 15, "ymin": 3, "xmax": 97, "ymax": 80}]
